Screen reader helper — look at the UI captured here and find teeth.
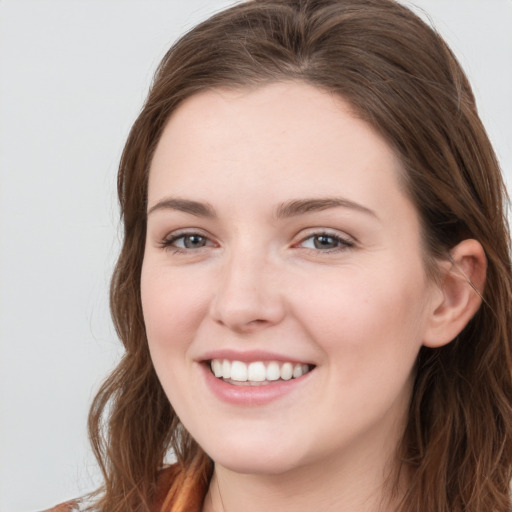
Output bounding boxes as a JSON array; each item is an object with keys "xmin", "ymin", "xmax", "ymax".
[
  {"xmin": 222, "ymin": 359, "xmax": 231, "ymax": 379},
  {"xmin": 293, "ymin": 363, "xmax": 305, "ymax": 378},
  {"xmin": 210, "ymin": 359, "xmax": 312, "ymax": 383},
  {"xmin": 248, "ymin": 361, "xmax": 266, "ymax": 381},
  {"xmin": 211, "ymin": 359, "xmax": 223, "ymax": 378},
  {"xmin": 230, "ymin": 361, "xmax": 248, "ymax": 381},
  {"xmin": 267, "ymin": 361, "xmax": 280, "ymax": 381},
  {"xmin": 280, "ymin": 362, "xmax": 293, "ymax": 380}
]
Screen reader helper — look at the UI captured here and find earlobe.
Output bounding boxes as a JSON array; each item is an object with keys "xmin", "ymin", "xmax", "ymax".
[{"xmin": 423, "ymin": 239, "xmax": 487, "ymax": 348}]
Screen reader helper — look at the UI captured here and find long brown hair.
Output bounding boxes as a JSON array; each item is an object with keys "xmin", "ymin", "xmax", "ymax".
[{"xmin": 87, "ymin": 1, "xmax": 512, "ymax": 510}]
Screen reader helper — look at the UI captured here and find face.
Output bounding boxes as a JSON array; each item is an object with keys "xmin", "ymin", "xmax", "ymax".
[{"xmin": 141, "ymin": 82, "xmax": 438, "ymax": 477}]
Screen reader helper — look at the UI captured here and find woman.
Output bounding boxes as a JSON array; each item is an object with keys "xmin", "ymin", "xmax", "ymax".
[{"xmin": 47, "ymin": 0, "xmax": 512, "ymax": 511}]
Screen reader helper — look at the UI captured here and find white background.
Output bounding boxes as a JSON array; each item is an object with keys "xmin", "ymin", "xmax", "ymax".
[{"xmin": 0, "ymin": 1, "xmax": 511, "ymax": 511}]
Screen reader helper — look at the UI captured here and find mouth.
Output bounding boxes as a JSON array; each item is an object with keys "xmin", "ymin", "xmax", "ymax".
[{"xmin": 208, "ymin": 359, "xmax": 315, "ymax": 386}]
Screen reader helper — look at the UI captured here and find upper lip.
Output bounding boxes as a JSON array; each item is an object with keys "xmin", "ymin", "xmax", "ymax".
[{"xmin": 197, "ymin": 349, "xmax": 314, "ymax": 366}]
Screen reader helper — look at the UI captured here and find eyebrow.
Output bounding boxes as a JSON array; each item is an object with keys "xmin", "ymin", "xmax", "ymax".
[
  {"xmin": 273, "ymin": 197, "xmax": 377, "ymax": 220},
  {"xmin": 147, "ymin": 196, "xmax": 377, "ymax": 219},
  {"xmin": 147, "ymin": 198, "xmax": 216, "ymax": 217}
]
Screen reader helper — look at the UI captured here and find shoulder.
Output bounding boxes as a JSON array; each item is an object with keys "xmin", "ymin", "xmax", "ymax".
[
  {"xmin": 40, "ymin": 466, "xmax": 184, "ymax": 512},
  {"xmin": 40, "ymin": 464, "xmax": 203, "ymax": 512}
]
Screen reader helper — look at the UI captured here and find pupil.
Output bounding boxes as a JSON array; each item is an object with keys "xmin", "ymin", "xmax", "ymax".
[
  {"xmin": 314, "ymin": 235, "xmax": 337, "ymax": 249},
  {"xmin": 184, "ymin": 235, "xmax": 205, "ymax": 248}
]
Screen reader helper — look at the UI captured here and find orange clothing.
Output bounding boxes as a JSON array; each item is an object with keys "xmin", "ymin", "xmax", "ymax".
[{"xmin": 42, "ymin": 464, "xmax": 207, "ymax": 512}]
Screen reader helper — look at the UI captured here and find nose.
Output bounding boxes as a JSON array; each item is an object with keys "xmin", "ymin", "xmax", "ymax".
[{"xmin": 209, "ymin": 247, "xmax": 286, "ymax": 333}]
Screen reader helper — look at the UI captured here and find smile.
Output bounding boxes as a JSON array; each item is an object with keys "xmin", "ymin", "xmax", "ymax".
[{"xmin": 210, "ymin": 359, "xmax": 313, "ymax": 385}]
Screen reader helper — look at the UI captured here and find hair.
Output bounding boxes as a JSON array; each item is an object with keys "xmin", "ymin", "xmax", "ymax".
[{"xmin": 87, "ymin": 1, "xmax": 512, "ymax": 511}]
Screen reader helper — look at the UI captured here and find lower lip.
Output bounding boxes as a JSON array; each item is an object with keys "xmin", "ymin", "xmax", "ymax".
[{"xmin": 200, "ymin": 363, "xmax": 313, "ymax": 406}]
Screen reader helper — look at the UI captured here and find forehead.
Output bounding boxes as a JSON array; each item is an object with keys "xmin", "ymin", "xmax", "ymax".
[
  {"xmin": 148, "ymin": 82, "xmax": 405, "ymax": 199},
  {"xmin": 148, "ymin": 83, "xmax": 412, "ymax": 224}
]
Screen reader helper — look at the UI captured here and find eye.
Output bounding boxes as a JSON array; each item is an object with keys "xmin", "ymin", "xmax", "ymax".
[
  {"xmin": 298, "ymin": 232, "xmax": 354, "ymax": 252},
  {"xmin": 161, "ymin": 232, "xmax": 214, "ymax": 251}
]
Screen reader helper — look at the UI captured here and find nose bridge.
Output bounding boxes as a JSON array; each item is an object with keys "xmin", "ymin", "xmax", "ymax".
[{"xmin": 210, "ymin": 237, "xmax": 285, "ymax": 331}]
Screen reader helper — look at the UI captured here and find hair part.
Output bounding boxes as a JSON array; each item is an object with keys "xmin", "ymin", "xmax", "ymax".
[{"xmin": 87, "ymin": 1, "xmax": 512, "ymax": 510}]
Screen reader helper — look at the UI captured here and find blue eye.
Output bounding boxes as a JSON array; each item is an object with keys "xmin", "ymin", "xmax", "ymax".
[
  {"xmin": 163, "ymin": 233, "xmax": 210, "ymax": 250},
  {"xmin": 299, "ymin": 233, "xmax": 353, "ymax": 251}
]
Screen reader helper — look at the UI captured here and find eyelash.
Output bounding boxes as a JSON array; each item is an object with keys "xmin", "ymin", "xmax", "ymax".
[
  {"xmin": 160, "ymin": 231, "xmax": 213, "ymax": 253},
  {"xmin": 296, "ymin": 232, "xmax": 355, "ymax": 253},
  {"xmin": 160, "ymin": 230, "xmax": 354, "ymax": 254}
]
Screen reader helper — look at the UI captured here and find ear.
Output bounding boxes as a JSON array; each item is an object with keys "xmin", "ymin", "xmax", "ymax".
[{"xmin": 423, "ymin": 239, "xmax": 487, "ymax": 348}]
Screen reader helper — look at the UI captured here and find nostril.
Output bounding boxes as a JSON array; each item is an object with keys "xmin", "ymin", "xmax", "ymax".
[
  {"xmin": 248, "ymin": 319, "xmax": 267, "ymax": 326},
  {"xmin": 209, "ymin": 275, "xmax": 286, "ymax": 331}
]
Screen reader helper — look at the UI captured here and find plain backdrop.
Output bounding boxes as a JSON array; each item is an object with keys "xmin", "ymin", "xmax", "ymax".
[{"xmin": 0, "ymin": 1, "xmax": 511, "ymax": 510}]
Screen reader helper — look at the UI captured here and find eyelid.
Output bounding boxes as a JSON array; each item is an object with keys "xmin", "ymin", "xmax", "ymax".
[
  {"xmin": 156, "ymin": 227, "xmax": 355, "ymax": 253},
  {"xmin": 293, "ymin": 228, "xmax": 356, "ymax": 252},
  {"xmin": 159, "ymin": 228, "xmax": 217, "ymax": 251}
]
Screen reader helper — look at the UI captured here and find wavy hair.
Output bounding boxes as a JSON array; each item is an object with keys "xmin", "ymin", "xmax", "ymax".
[{"xmin": 87, "ymin": 1, "xmax": 512, "ymax": 510}]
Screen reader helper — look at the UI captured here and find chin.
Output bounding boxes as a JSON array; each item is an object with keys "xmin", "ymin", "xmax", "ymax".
[
  {"xmin": 212, "ymin": 454, "xmax": 302, "ymax": 476},
  {"xmin": 201, "ymin": 436, "xmax": 307, "ymax": 476}
]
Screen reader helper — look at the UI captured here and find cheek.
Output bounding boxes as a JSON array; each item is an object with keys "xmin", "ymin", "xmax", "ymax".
[
  {"xmin": 293, "ymin": 266, "xmax": 428, "ymax": 372},
  {"xmin": 140, "ymin": 262, "xmax": 210, "ymax": 355},
  {"xmin": 140, "ymin": 262, "xmax": 213, "ymax": 415}
]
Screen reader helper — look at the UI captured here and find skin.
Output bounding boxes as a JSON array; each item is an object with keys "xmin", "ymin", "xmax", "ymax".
[{"xmin": 141, "ymin": 82, "xmax": 484, "ymax": 512}]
